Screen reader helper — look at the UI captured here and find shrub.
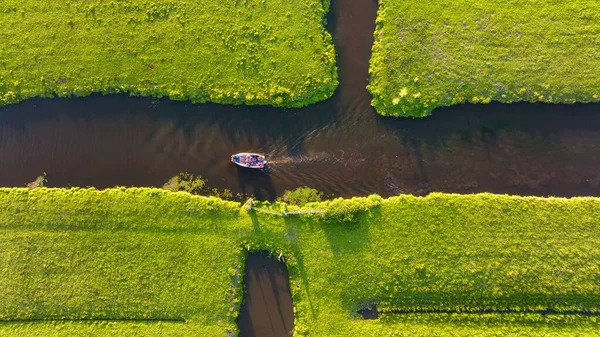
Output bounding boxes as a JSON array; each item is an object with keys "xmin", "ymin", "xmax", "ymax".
[
  {"xmin": 279, "ymin": 186, "xmax": 324, "ymax": 207},
  {"xmin": 163, "ymin": 172, "xmax": 206, "ymax": 194},
  {"xmin": 163, "ymin": 173, "xmax": 249, "ymax": 202},
  {"xmin": 323, "ymin": 194, "xmax": 383, "ymax": 223}
]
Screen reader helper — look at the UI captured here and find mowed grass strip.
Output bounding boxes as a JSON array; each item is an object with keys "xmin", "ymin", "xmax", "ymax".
[
  {"xmin": 0, "ymin": 0, "xmax": 337, "ymax": 108},
  {"xmin": 368, "ymin": 0, "xmax": 600, "ymax": 117},
  {"xmin": 1, "ymin": 188, "xmax": 600, "ymax": 336}
]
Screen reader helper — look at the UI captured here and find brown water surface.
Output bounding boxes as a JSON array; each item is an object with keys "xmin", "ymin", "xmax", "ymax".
[
  {"xmin": 236, "ymin": 252, "xmax": 294, "ymax": 337},
  {"xmin": 1, "ymin": 0, "xmax": 600, "ymax": 199}
]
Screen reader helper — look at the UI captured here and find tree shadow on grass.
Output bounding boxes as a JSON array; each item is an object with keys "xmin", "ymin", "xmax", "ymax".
[
  {"xmin": 249, "ymin": 210, "xmax": 262, "ymax": 234},
  {"xmin": 319, "ymin": 207, "xmax": 384, "ymax": 311},
  {"xmin": 320, "ymin": 206, "xmax": 382, "ymax": 258},
  {"xmin": 282, "ymin": 215, "xmax": 316, "ymax": 319},
  {"xmin": 244, "ymin": 212, "xmax": 317, "ymax": 321}
]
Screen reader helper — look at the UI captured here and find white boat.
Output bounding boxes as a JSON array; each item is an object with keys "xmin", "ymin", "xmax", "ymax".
[{"xmin": 231, "ymin": 153, "xmax": 267, "ymax": 169}]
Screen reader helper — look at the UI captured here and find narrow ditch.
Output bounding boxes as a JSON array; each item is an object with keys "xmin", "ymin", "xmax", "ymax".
[
  {"xmin": 0, "ymin": 318, "xmax": 186, "ymax": 322},
  {"xmin": 236, "ymin": 252, "xmax": 294, "ymax": 337},
  {"xmin": 358, "ymin": 306, "xmax": 600, "ymax": 319}
]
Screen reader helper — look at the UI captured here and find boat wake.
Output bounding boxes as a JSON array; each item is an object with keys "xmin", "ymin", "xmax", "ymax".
[
  {"xmin": 266, "ymin": 152, "xmax": 336, "ymax": 165},
  {"xmin": 266, "ymin": 150, "xmax": 366, "ymax": 167}
]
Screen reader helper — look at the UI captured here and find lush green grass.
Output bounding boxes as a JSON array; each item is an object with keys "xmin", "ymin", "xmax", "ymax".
[
  {"xmin": 1, "ymin": 188, "xmax": 600, "ymax": 336},
  {"xmin": 0, "ymin": 321, "xmax": 224, "ymax": 337},
  {"xmin": 368, "ymin": 0, "xmax": 600, "ymax": 117},
  {"xmin": 0, "ymin": 188, "xmax": 244, "ymax": 335},
  {"xmin": 2, "ymin": 314, "xmax": 598, "ymax": 337},
  {"xmin": 0, "ymin": 0, "xmax": 337, "ymax": 108},
  {"xmin": 2, "ymin": 231, "xmax": 235, "ymax": 321}
]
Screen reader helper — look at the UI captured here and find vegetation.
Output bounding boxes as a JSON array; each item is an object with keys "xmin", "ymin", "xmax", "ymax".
[
  {"xmin": 163, "ymin": 172, "xmax": 207, "ymax": 194},
  {"xmin": 26, "ymin": 172, "xmax": 47, "ymax": 189},
  {"xmin": 1, "ymin": 188, "xmax": 600, "ymax": 336},
  {"xmin": 0, "ymin": 188, "xmax": 243, "ymax": 336},
  {"xmin": 368, "ymin": 0, "xmax": 600, "ymax": 117},
  {"xmin": 278, "ymin": 186, "xmax": 324, "ymax": 206},
  {"xmin": 163, "ymin": 172, "xmax": 242, "ymax": 201},
  {"xmin": 0, "ymin": 0, "xmax": 337, "ymax": 108}
]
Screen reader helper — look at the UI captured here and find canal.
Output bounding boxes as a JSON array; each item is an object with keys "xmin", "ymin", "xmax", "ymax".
[{"xmin": 1, "ymin": 0, "xmax": 599, "ymax": 200}]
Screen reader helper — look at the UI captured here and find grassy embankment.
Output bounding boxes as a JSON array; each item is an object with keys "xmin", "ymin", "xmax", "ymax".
[
  {"xmin": 0, "ymin": 0, "xmax": 336, "ymax": 108},
  {"xmin": 2, "ymin": 188, "xmax": 600, "ymax": 336},
  {"xmin": 368, "ymin": 0, "xmax": 600, "ymax": 117}
]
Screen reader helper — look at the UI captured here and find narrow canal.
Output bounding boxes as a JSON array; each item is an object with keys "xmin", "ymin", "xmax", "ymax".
[
  {"xmin": 1, "ymin": 0, "xmax": 600, "ymax": 199},
  {"xmin": 236, "ymin": 252, "xmax": 294, "ymax": 337}
]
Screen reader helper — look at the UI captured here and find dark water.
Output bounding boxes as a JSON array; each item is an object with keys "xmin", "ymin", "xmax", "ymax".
[
  {"xmin": 1, "ymin": 0, "xmax": 600, "ymax": 199},
  {"xmin": 236, "ymin": 252, "xmax": 294, "ymax": 337}
]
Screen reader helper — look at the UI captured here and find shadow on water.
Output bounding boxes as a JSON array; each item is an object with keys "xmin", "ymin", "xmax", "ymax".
[
  {"xmin": 236, "ymin": 251, "xmax": 294, "ymax": 337},
  {"xmin": 236, "ymin": 166, "xmax": 277, "ymax": 201},
  {"xmin": 1, "ymin": 0, "xmax": 600, "ymax": 198}
]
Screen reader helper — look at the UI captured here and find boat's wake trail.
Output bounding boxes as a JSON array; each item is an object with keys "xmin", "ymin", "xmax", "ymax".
[{"xmin": 266, "ymin": 150, "xmax": 363, "ymax": 167}]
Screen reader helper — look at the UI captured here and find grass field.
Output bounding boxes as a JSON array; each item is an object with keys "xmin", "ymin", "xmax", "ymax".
[
  {"xmin": 368, "ymin": 0, "xmax": 600, "ymax": 117},
  {"xmin": 0, "ymin": 0, "xmax": 337, "ymax": 108},
  {"xmin": 1, "ymin": 188, "xmax": 600, "ymax": 336}
]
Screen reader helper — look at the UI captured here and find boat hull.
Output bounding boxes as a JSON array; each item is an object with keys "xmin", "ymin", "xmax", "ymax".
[{"xmin": 231, "ymin": 153, "xmax": 267, "ymax": 169}]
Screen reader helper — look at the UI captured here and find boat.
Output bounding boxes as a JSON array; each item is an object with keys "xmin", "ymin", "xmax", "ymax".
[{"xmin": 231, "ymin": 153, "xmax": 267, "ymax": 169}]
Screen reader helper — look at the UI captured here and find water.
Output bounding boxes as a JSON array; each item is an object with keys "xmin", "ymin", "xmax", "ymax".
[
  {"xmin": 1, "ymin": 0, "xmax": 600, "ymax": 199},
  {"xmin": 236, "ymin": 252, "xmax": 294, "ymax": 337}
]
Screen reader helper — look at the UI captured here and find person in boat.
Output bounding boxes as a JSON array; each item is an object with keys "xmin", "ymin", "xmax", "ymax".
[{"xmin": 245, "ymin": 154, "xmax": 254, "ymax": 166}]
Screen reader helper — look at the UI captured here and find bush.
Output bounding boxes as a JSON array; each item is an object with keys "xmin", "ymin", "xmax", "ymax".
[
  {"xmin": 323, "ymin": 194, "xmax": 383, "ymax": 223},
  {"xmin": 163, "ymin": 173, "xmax": 207, "ymax": 194},
  {"xmin": 163, "ymin": 173, "xmax": 249, "ymax": 202},
  {"xmin": 279, "ymin": 186, "xmax": 324, "ymax": 207}
]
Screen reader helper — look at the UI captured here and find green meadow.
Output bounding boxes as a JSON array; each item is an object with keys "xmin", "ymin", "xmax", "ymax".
[
  {"xmin": 369, "ymin": 0, "xmax": 600, "ymax": 117},
  {"xmin": 2, "ymin": 188, "xmax": 600, "ymax": 336},
  {"xmin": 0, "ymin": 0, "xmax": 337, "ymax": 108}
]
